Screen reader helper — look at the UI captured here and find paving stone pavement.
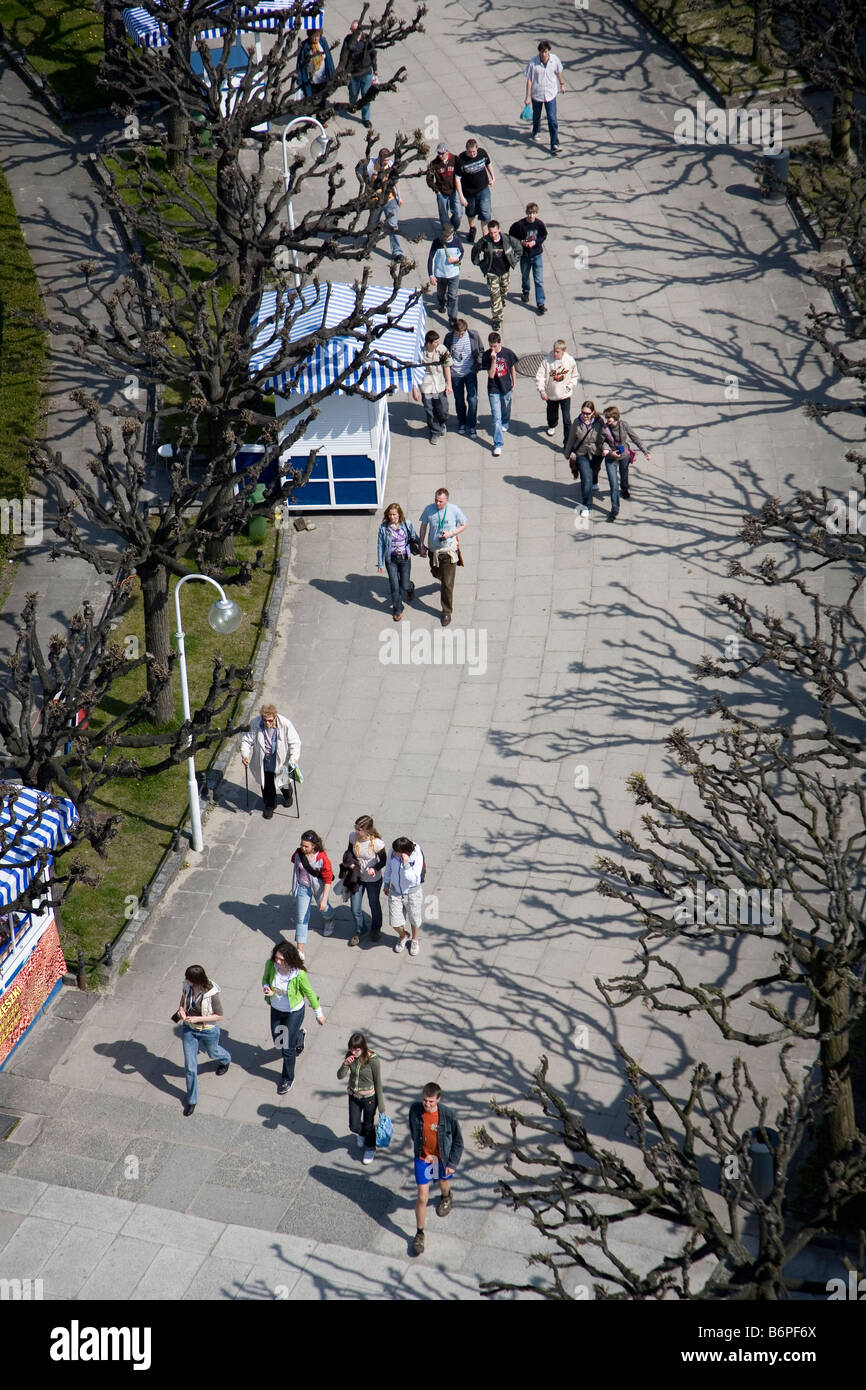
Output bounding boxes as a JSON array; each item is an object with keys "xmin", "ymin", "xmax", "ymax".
[{"xmin": 1, "ymin": 0, "xmax": 862, "ymax": 1298}]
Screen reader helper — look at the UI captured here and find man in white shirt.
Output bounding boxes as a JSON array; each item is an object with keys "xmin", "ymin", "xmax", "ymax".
[{"xmin": 524, "ymin": 40, "xmax": 565, "ymax": 153}]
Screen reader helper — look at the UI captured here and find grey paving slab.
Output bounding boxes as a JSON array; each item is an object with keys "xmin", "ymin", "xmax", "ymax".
[
  {"xmin": 129, "ymin": 1245, "xmax": 208, "ymax": 1301},
  {"xmin": 0, "ymin": 1215, "xmax": 70, "ymax": 1279},
  {"xmin": 77, "ymin": 1234, "xmax": 162, "ymax": 1301},
  {"xmin": 38, "ymin": 1224, "xmax": 115, "ymax": 1299},
  {"xmin": 120, "ymin": 1203, "xmax": 226, "ymax": 1254},
  {"xmin": 30, "ymin": 1185, "xmax": 134, "ymax": 1234}
]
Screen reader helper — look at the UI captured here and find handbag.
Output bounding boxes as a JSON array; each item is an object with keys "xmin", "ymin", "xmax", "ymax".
[
  {"xmin": 376, "ymin": 1113, "xmax": 394, "ymax": 1148},
  {"xmin": 519, "ymin": 103, "xmax": 532, "ymax": 122},
  {"xmin": 457, "ymin": 541, "xmax": 464, "ymax": 567},
  {"xmin": 405, "ymin": 522, "xmax": 421, "ymax": 557}
]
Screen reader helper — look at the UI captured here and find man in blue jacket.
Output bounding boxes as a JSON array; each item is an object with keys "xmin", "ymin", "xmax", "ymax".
[{"xmin": 409, "ymin": 1083, "xmax": 464, "ymax": 1255}]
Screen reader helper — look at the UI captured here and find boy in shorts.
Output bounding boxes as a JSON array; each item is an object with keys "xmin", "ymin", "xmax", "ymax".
[
  {"xmin": 383, "ymin": 836, "xmax": 425, "ymax": 955},
  {"xmin": 408, "ymin": 1083, "xmax": 464, "ymax": 1255}
]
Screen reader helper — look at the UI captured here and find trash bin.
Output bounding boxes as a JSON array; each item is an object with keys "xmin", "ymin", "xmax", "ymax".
[
  {"xmin": 192, "ymin": 112, "xmax": 212, "ymax": 149},
  {"xmin": 247, "ymin": 483, "xmax": 268, "ymax": 543},
  {"xmin": 745, "ymin": 1126, "xmax": 779, "ymax": 1199},
  {"xmin": 758, "ymin": 149, "xmax": 788, "ymax": 204}
]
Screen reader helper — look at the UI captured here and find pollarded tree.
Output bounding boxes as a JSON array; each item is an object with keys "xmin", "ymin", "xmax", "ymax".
[{"xmin": 475, "ymin": 1052, "xmax": 866, "ymax": 1299}]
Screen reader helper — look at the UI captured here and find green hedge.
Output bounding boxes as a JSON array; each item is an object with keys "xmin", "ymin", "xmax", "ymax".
[{"xmin": 0, "ymin": 164, "xmax": 44, "ymax": 561}]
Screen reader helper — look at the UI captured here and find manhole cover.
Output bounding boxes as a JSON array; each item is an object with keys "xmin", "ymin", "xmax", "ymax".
[
  {"xmin": 0, "ymin": 1113, "xmax": 20, "ymax": 1140},
  {"xmin": 516, "ymin": 352, "xmax": 546, "ymax": 377}
]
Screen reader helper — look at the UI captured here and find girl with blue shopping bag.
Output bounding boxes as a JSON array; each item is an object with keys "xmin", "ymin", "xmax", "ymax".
[{"xmin": 337, "ymin": 1032, "xmax": 390, "ymax": 1164}]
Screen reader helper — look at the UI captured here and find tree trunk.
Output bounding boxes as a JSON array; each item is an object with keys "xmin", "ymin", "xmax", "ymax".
[
  {"xmin": 139, "ymin": 561, "xmax": 175, "ymax": 726},
  {"xmin": 216, "ymin": 148, "xmax": 242, "ymax": 286},
  {"xmin": 167, "ymin": 106, "xmax": 190, "ymax": 173},
  {"xmin": 818, "ymin": 966, "xmax": 857, "ymax": 1156},
  {"xmin": 751, "ymin": 0, "xmax": 771, "ymax": 67},
  {"xmin": 200, "ymin": 477, "xmax": 238, "ymax": 567},
  {"xmin": 830, "ymin": 87, "xmax": 852, "ymax": 162}
]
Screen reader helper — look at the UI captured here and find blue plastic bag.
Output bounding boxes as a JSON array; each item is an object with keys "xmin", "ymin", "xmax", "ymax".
[
  {"xmin": 376, "ymin": 1114, "xmax": 394, "ymax": 1148},
  {"xmin": 520, "ymin": 103, "xmax": 532, "ymax": 122}
]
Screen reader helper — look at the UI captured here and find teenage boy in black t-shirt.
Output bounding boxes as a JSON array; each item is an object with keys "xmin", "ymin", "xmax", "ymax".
[
  {"xmin": 454, "ymin": 139, "xmax": 495, "ymax": 243},
  {"xmin": 480, "ymin": 332, "xmax": 518, "ymax": 457}
]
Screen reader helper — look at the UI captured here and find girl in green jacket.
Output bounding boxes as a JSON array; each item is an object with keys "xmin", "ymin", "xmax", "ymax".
[
  {"xmin": 262, "ymin": 942, "xmax": 326, "ymax": 1095},
  {"xmin": 337, "ymin": 1031, "xmax": 386, "ymax": 1163}
]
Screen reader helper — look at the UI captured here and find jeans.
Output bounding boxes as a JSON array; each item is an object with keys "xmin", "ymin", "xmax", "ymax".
[
  {"xmin": 546, "ymin": 397, "xmax": 572, "ymax": 443},
  {"xmin": 520, "ymin": 252, "xmax": 545, "ymax": 305},
  {"xmin": 604, "ymin": 454, "xmax": 621, "ymax": 514},
  {"xmin": 384, "ymin": 553, "xmax": 413, "ymax": 616},
  {"xmin": 373, "ymin": 201, "xmax": 401, "ymax": 257},
  {"xmin": 489, "ymin": 390, "xmax": 512, "ymax": 449},
  {"xmin": 421, "ymin": 390, "xmax": 448, "ymax": 439},
  {"xmin": 182, "ymin": 1024, "xmax": 231, "ymax": 1106},
  {"xmin": 573, "ymin": 455, "xmax": 595, "ymax": 508},
  {"xmin": 294, "ymin": 884, "xmax": 333, "ymax": 945},
  {"xmin": 613, "ymin": 448, "xmax": 632, "ymax": 494},
  {"xmin": 349, "ymin": 1093, "xmax": 378, "ymax": 1150},
  {"xmin": 270, "ymin": 1004, "xmax": 304, "ymax": 1086},
  {"xmin": 465, "ymin": 186, "xmax": 491, "ymax": 224},
  {"xmin": 348, "ymin": 71, "xmax": 374, "ymax": 123},
  {"xmin": 428, "ymin": 553, "xmax": 457, "ymax": 619},
  {"xmin": 486, "ymin": 272, "xmax": 509, "ymax": 322},
  {"xmin": 436, "ymin": 190, "xmax": 462, "ymax": 230},
  {"xmin": 532, "ymin": 96, "xmax": 559, "ymax": 149},
  {"xmin": 452, "ymin": 373, "xmax": 478, "ymax": 430},
  {"xmin": 437, "ymin": 274, "xmax": 460, "ymax": 320},
  {"xmin": 351, "ymin": 878, "xmax": 383, "ymax": 936}
]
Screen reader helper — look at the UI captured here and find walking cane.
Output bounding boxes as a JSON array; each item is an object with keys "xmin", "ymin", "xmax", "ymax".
[{"xmin": 244, "ymin": 762, "xmax": 250, "ymax": 812}]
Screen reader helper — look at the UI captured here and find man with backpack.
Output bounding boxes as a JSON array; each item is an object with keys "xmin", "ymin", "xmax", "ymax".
[
  {"xmin": 470, "ymin": 220, "xmax": 521, "ymax": 331},
  {"xmin": 383, "ymin": 837, "xmax": 426, "ymax": 956}
]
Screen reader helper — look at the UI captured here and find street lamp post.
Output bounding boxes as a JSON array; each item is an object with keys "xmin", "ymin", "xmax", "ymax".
[
  {"xmin": 280, "ymin": 116, "xmax": 330, "ymax": 288},
  {"xmin": 173, "ymin": 574, "xmax": 243, "ymax": 852}
]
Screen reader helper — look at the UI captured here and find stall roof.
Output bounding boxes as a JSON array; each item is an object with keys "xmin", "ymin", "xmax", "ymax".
[
  {"xmin": 0, "ymin": 788, "xmax": 79, "ymax": 909},
  {"xmin": 250, "ymin": 283, "xmax": 427, "ymax": 395},
  {"xmin": 122, "ymin": 1, "xmax": 324, "ymax": 48}
]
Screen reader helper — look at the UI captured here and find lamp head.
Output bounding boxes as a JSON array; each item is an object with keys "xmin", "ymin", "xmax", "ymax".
[
  {"xmin": 311, "ymin": 132, "xmax": 330, "ymax": 159},
  {"xmin": 207, "ymin": 597, "xmax": 243, "ymax": 635}
]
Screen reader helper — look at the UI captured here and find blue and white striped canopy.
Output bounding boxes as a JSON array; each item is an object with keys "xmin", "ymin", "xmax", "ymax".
[
  {"xmin": 249, "ymin": 283, "xmax": 427, "ymax": 395},
  {"xmin": 0, "ymin": 788, "xmax": 79, "ymax": 909},
  {"xmin": 122, "ymin": 1, "xmax": 324, "ymax": 49}
]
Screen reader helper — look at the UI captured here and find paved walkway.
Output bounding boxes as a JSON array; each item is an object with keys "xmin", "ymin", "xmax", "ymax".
[{"xmin": 1, "ymin": 0, "xmax": 862, "ymax": 1297}]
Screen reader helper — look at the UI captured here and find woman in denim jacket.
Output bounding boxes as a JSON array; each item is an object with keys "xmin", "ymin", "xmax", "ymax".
[{"xmin": 377, "ymin": 501, "xmax": 419, "ymax": 622}]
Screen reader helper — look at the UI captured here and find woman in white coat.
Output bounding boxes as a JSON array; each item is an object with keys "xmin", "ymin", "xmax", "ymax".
[{"xmin": 241, "ymin": 704, "xmax": 301, "ymax": 819}]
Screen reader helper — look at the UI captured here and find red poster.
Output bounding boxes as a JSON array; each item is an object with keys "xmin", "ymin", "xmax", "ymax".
[{"xmin": 0, "ymin": 921, "xmax": 66, "ymax": 1066}]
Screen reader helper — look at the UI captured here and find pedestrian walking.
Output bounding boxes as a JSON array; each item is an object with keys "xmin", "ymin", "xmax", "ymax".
[
  {"xmin": 383, "ymin": 836, "xmax": 426, "ymax": 954},
  {"xmin": 296, "ymin": 25, "xmax": 335, "ymax": 101},
  {"xmin": 411, "ymin": 329, "xmax": 452, "ymax": 444},
  {"xmin": 509, "ymin": 202, "xmax": 548, "ymax": 313},
  {"xmin": 262, "ymin": 942, "xmax": 325, "ymax": 1094},
  {"xmin": 524, "ymin": 40, "xmax": 565, "ymax": 153},
  {"xmin": 241, "ymin": 704, "xmax": 301, "ymax": 819},
  {"xmin": 367, "ymin": 147, "xmax": 403, "ymax": 259},
  {"xmin": 454, "ymin": 138, "xmax": 495, "ymax": 243},
  {"xmin": 173, "ymin": 964, "xmax": 231, "ymax": 1117},
  {"xmin": 338, "ymin": 1032, "xmax": 387, "ymax": 1163},
  {"xmin": 481, "ymin": 332, "xmax": 518, "ymax": 457},
  {"xmin": 535, "ymin": 339, "xmax": 579, "ymax": 445},
  {"xmin": 429, "ymin": 224, "xmax": 463, "ymax": 325},
  {"xmin": 419, "ymin": 487, "xmax": 468, "ymax": 627},
  {"xmin": 377, "ymin": 502, "xmax": 419, "ymax": 621},
  {"xmin": 426, "ymin": 223, "xmax": 452, "ymax": 282},
  {"xmin": 345, "ymin": 817, "xmax": 387, "ymax": 946},
  {"xmin": 339, "ymin": 18, "xmax": 377, "ymax": 127},
  {"xmin": 444, "ymin": 318, "xmax": 483, "ymax": 438},
  {"xmin": 426, "ymin": 143, "xmax": 463, "ymax": 230},
  {"xmin": 409, "ymin": 1083, "xmax": 464, "ymax": 1256},
  {"xmin": 470, "ymin": 219, "xmax": 521, "ymax": 331},
  {"xmin": 565, "ymin": 400, "xmax": 607, "ymax": 520},
  {"xmin": 290, "ymin": 831, "xmax": 336, "ymax": 958},
  {"xmin": 601, "ymin": 404, "xmax": 652, "ymax": 514}
]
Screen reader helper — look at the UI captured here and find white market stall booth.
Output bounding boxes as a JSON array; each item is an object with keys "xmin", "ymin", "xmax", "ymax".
[
  {"xmin": 121, "ymin": 0, "xmax": 326, "ymax": 48},
  {"xmin": 242, "ymin": 283, "xmax": 426, "ymax": 511},
  {"xmin": 0, "ymin": 787, "xmax": 79, "ymax": 1071}
]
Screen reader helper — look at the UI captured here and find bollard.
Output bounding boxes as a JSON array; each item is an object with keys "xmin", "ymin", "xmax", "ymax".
[
  {"xmin": 758, "ymin": 149, "xmax": 788, "ymax": 204},
  {"xmin": 76, "ymin": 950, "xmax": 86, "ymax": 991},
  {"xmin": 745, "ymin": 1126, "xmax": 779, "ymax": 1199}
]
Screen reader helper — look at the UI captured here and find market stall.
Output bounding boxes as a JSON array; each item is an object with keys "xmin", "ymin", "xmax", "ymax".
[
  {"xmin": 121, "ymin": 0, "xmax": 325, "ymax": 47},
  {"xmin": 244, "ymin": 282, "xmax": 426, "ymax": 511},
  {"xmin": 0, "ymin": 788, "xmax": 78, "ymax": 1071}
]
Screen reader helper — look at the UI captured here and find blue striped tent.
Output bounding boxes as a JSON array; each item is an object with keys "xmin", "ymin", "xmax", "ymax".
[
  {"xmin": 122, "ymin": 1, "xmax": 325, "ymax": 48},
  {"xmin": 0, "ymin": 788, "xmax": 79, "ymax": 910},
  {"xmin": 249, "ymin": 283, "xmax": 427, "ymax": 396}
]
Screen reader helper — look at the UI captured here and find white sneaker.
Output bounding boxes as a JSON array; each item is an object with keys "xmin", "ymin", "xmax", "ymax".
[
  {"xmin": 363, "ymin": 1149, "xmax": 375, "ymax": 1164},
  {"xmin": 546, "ymin": 427, "xmax": 556, "ymax": 436},
  {"xmin": 492, "ymin": 446, "xmax": 502, "ymax": 456},
  {"xmin": 322, "ymin": 920, "xmax": 335, "ymax": 937},
  {"xmin": 394, "ymin": 935, "xmax": 407, "ymax": 953},
  {"xmin": 356, "ymin": 1135, "xmax": 365, "ymax": 1148},
  {"xmin": 409, "ymin": 939, "xmax": 420, "ymax": 957}
]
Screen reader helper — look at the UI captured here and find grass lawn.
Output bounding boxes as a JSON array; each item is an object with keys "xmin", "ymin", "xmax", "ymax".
[
  {"xmin": 56, "ymin": 526, "xmax": 279, "ymax": 970},
  {"xmin": 0, "ymin": 0, "xmax": 110, "ymax": 113},
  {"xmin": 0, "ymin": 164, "xmax": 45, "ymax": 561},
  {"xmin": 789, "ymin": 141, "xmax": 866, "ymax": 313},
  {"xmin": 630, "ymin": 0, "xmax": 796, "ymax": 95}
]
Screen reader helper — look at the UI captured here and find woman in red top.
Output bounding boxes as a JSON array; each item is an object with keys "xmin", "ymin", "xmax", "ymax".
[{"xmin": 290, "ymin": 831, "xmax": 335, "ymax": 960}]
